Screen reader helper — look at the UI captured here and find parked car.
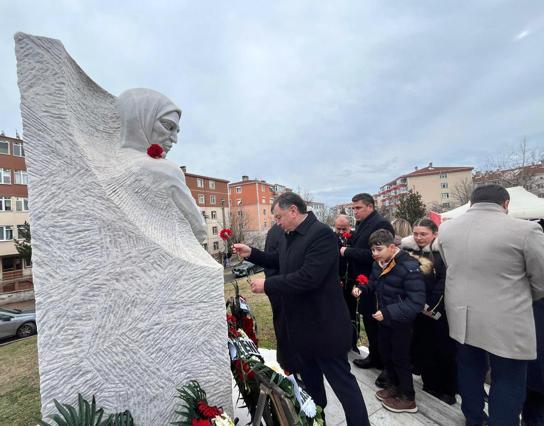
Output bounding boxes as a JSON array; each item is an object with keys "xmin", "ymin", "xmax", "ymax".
[
  {"xmin": 0, "ymin": 307, "xmax": 37, "ymax": 339},
  {"xmin": 232, "ymin": 261, "xmax": 264, "ymax": 278}
]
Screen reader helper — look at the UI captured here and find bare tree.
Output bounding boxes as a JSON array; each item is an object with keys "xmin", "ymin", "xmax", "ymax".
[
  {"xmin": 229, "ymin": 209, "xmax": 249, "ymax": 244},
  {"xmin": 450, "ymin": 177, "xmax": 474, "ymax": 206}
]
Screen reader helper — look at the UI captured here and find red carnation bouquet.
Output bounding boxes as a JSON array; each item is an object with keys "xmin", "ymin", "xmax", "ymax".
[
  {"xmin": 339, "ymin": 231, "xmax": 352, "ymax": 247},
  {"xmin": 147, "ymin": 143, "xmax": 164, "ymax": 159},
  {"xmin": 174, "ymin": 380, "xmax": 234, "ymax": 425}
]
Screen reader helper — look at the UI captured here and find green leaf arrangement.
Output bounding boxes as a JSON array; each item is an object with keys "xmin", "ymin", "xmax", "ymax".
[{"xmin": 38, "ymin": 394, "xmax": 134, "ymax": 426}]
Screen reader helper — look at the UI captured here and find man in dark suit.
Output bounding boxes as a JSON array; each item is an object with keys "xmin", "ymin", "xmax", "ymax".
[
  {"xmin": 234, "ymin": 192, "xmax": 370, "ymax": 426},
  {"xmin": 263, "ymin": 223, "xmax": 300, "ymax": 374},
  {"xmin": 340, "ymin": 193, "xmax": 394, "ymax": 371}
]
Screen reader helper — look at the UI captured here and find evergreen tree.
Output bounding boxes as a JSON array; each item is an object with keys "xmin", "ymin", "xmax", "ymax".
[
  {"xmin": 396, "ymin": 191, "xmax": 426, "ymax": 226},
  {"xmin": 15, "ymin": 221, "xmax": 32, "ymax": 263}
]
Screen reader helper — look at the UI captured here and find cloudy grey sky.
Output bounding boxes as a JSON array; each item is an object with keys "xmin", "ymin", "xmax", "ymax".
[{"xmin": 1, "ymin": 1, "xmax": 543, "ymax": 205}]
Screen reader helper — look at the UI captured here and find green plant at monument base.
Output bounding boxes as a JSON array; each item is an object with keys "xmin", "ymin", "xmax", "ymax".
[{"xmin": 38, "ymin": 394, "xmax": 134, "ymax": 426}]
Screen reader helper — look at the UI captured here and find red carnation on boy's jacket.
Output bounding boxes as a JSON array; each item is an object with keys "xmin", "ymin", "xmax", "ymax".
[
  {"xmin": 342, "ymin": 232, "xmax": 352, "ymax": 239},
  {"xmin": 146, "ymin": 143, "xmax": 164, "ymax": 158},
  {"xmin": 356, "ymin": 274, "xmax": 369, "ymax": 285},
  {"xmin": 219, "ymin": 228, "xmax": 233, "ymax": 241},
  {"xmin": 191, "ymin": 418, "xmax": 212, "ymax": 426}
]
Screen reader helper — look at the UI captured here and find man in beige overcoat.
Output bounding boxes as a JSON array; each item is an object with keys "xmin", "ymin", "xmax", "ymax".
[{"xmin": 438, "ymin": 184, "xmax": 544, "ymax": 426}]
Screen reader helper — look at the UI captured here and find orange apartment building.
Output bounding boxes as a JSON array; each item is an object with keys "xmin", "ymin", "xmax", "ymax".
[
  {"xmin": 181, "ymin": 167, "xmax": 230, "ymax": 259},
  {"xmin": 0, "ymin": 134, "xmax": 32, "ymax": 292},
  {"xmin": 228, "ymin": 176, "xmax": 291, "ymax": 232}
]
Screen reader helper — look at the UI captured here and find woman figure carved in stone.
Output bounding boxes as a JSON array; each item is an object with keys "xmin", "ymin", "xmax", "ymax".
[{"xmin": 116, "ymin": 88, "xmax": 207, "ymax": 245}]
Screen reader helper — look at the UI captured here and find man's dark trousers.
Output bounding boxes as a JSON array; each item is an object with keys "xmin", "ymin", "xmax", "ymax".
[
  {"xmin": 298, "ymin": 353, "xmax": 370, "ymax": 426},
  {"xmin": 378, "ymin": 321, "xmax": 415, "ymax": 398},
  {"xmin": 457, "ymin": 343, "xmax": 527, "ymax": 426}
]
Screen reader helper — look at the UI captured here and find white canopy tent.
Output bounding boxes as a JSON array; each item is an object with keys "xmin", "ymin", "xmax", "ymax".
[{"xmin": 441, "ymin": 186, "xmax": 544, "ymax": 220}]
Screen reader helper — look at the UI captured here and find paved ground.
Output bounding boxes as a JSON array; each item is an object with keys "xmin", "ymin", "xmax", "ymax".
[{"xmin": 233, "ymin": 347, "xmax": 468, "ymax": 425}]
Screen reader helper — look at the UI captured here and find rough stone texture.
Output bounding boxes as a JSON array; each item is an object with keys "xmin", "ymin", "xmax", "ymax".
[{"xmin": 15, "ymin": 33, "xmax": 231, "ymax": 424}]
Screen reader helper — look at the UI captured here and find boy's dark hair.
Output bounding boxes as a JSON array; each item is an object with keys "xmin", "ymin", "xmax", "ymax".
[
  {"xmin": 369, "ymin": 229, "xmax": 395, "ymax": 247},
  {"xmin": 352, "ymin": 193, "xmax": 375, "ymax": 207},
  {"xmin": 413, "ymin": 218, "xmax": 438, "ymax": 233},
  {"xmin": 470, "ymin": 184, "xmax": 510, "ymax": 205},
  {"xmin": 272, "ymin": 192, "xmax": 307, "ymax": 214}
]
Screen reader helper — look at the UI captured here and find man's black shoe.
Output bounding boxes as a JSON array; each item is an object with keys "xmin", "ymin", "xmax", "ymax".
[
  {"xmin": 353, "ymin": 357, "xmax": 378, "ymax": 369},
  {"xmin": 375, "ymin": 370, "xmax": 389, "ymax": 388}
]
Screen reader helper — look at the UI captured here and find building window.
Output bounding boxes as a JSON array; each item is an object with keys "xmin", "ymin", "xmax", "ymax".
[
  {"xmin": 13, "ymin": 142, "xmax": 25, "ymax": 157},
  {"xmin": 213, "ymin": 241, "xmax": 220, "ymax": 251},
  {"xmin": 202, "ymin": 243, "xmax": 208, "ymax": 251},
  {"xmin": 14, "ymin": 170, "xmax": 28, "ymax": 185},
  {"xmin": 270, "ymin": 198, "xmax": 274, "ymax": 204},
  {"xmin": 236, "ymin": 186, "xmax": 242, "ymax": 193},
  {"xmin": 440, "ymin": 173, "xmax": 448, "ymax": 179},
  {"xmin": 0, "ymin": 169, "xmax": 11, "ymax": 184},
  {"xmin": 211, "ymin": 210, "xmax": 217, "ymax": 219},
  {"xmin": 212, "ymin": 226, "xmax": 218, "ymax": 234},
  {"xmin": 210, "ymin": 195, "xmax": 216, "ymax": 204},
  {"xmin": 209, "ymin": 180, "xmax": 216, "ymax": 189},
  {"xmin": 262, "ymin": 197, "xmax": 266, "ymax": 204},
  {"xmin": 236, "ymin": 199, "xmax": 242, "ymax": 206},
  {"xmin": 198, "ymin": 194, "xmax": 205, "ymax": 204},
  {"xmin": 237, "ymin": 211, "xmax": 243, "ymax": 217},
  {"xmin": 440, "ymin": 182, "xmax": 448, "ymax": 189},
  {"xmin": 15, "ymin": 198, "xmax": 28, "ymax": 211},
  {"xmin": 442, "ymin": 202, "xmax": 451, "ymax": 208},
  {"xmin": 0, "ymin": 197, "xmax": 11, "ymax": 211},
  {"xmin": 0, "ymin": 141, "xmax": 9, "ymax": 155},
  {"xmin": 0, "ymin": 226, "xmax": 13, "ymax": 240},
  {"xmin": 441, "ymin": 193, "xmax": 450, "ymax": 199},
  {"xmin": 197, "ymin": 178, "xmax": 204, "ymax": 188}
]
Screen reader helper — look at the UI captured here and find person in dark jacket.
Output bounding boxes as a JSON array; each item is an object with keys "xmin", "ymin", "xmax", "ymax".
[
  {"xmin": 264, "ymin": 223, "xmax": 300, "ymax": 373},
  {"xmin": 234, "ymin": 192, "xmax": 370, "ymax": 426},
  {"xmin": 401, "ymin": 218, "xmax": 457, "ymax": 405},
  {"xmin": 340, "ymin": 193, "xmax": 395, "ymax": 372},
  {"xmin": 353, "ymin": 229, "xmax": 425, "ymax": 413},
  {"xmin": 335, "ymin": 214, "xmax": 359, "ymax": 354}
]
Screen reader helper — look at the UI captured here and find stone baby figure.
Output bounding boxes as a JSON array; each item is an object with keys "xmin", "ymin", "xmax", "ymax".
[{"xmin": 116, "ymin": 88, "xmax": 207, "ymax": 244}]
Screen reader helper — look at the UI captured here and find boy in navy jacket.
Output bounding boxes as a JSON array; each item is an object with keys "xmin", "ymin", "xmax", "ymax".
[{"xmin": 353, "ymin": 229, "xmax": 425, "ymax": 413}]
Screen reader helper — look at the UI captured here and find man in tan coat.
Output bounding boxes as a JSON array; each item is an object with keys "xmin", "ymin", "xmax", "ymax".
[{"xmin": 438, "ymin": 184, "xmax": 544, "ymax": 426}]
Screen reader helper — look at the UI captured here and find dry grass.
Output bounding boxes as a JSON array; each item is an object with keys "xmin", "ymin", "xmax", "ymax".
[{"xmin": 0, "ymin": 336, "xmax": 40, "ymax": 425}]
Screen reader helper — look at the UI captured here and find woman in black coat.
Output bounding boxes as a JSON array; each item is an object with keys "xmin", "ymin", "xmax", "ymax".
[{"xmin": 401, "ymin": 218, "xmax": 457, "ymax": 405}]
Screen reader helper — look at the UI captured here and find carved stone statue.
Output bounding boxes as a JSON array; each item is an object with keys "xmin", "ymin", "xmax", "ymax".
[{"xmin": 15, "ymin": 33, "xmax": 231, "ymax": 424}]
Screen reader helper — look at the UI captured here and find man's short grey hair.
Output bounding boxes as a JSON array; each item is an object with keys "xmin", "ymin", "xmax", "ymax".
[{"xmin": 272, "ymin": 192, "xmax": 307, "ymax": 214}]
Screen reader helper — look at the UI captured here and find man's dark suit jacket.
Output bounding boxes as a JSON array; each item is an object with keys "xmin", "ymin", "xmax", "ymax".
[
  {"xmin": 343, "ymin": 210, "xmax": 394, "ymax": 315},
  {"xmin": 248, "ymin": 211, "xmax": 351, "ymax": 358}
]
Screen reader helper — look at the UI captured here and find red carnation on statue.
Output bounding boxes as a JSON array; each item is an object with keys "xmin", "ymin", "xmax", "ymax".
[
  {"xmin": 342, "ymin": 231, "xmax": 352, "ymax": 239},
  {"xmin": 356, "ymin": 274, "xmax": 369, "ymax": 285},
  {"xmin": 147, "ymin": 143, "xmax": 164, "ymax": 159},
  {"xmin": 219, "ymin": 228, "xmax": 233, "ymax": 241}
]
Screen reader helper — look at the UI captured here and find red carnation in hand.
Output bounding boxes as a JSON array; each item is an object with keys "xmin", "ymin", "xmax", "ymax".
[
  {"xmin": 219, "ymin": 228, "xmax": 233, "ymax": 241},
  {"xmin": 356, "ymin": 274, "xmax": 369, "ymax": 285},
  {"xmin": 342, "ymin": 231, "xmax": 352, "ymax": 239},
  {"xmin": 192, "ymin": 419, "xmax": 212, "ymax": 426},
  {"xmin": 147, "ymin": 143, "xmax": 164, "ymax": 159}
]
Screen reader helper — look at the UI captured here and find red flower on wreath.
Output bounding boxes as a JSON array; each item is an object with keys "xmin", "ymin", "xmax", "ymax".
[
  {"xmin": 197, "ymin": 400, "xmax": 223, "ymax": 418},
  {"xmin": 241, "ymin": 316, "xmax": 258, "ymax": 345},
  {"xmin": 342, "ymin": 231, "xmax": 352, "ymax": 239},
  {"xmin": 219, "ymin": 228, "xmax": 233, "ymax": 241},
  {"xmin": 356, "ymin": 274, "xmax": 369, "ymax": 285},
  {"xmin": 146, "ymin": 143, "xmax": 164, "ymax": 159},
  {"xmin": 233, "ymin": 359, "xmax": 255, "ymax": 381},
  {"xmin": 191, "ymin": 419, "xmax": 212, "ymax": 426}
]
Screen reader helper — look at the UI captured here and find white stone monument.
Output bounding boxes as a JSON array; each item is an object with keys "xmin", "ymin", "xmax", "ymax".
[{"xmin": 15, "ymin": 33, "xmax": 231, "ymax": 424}]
